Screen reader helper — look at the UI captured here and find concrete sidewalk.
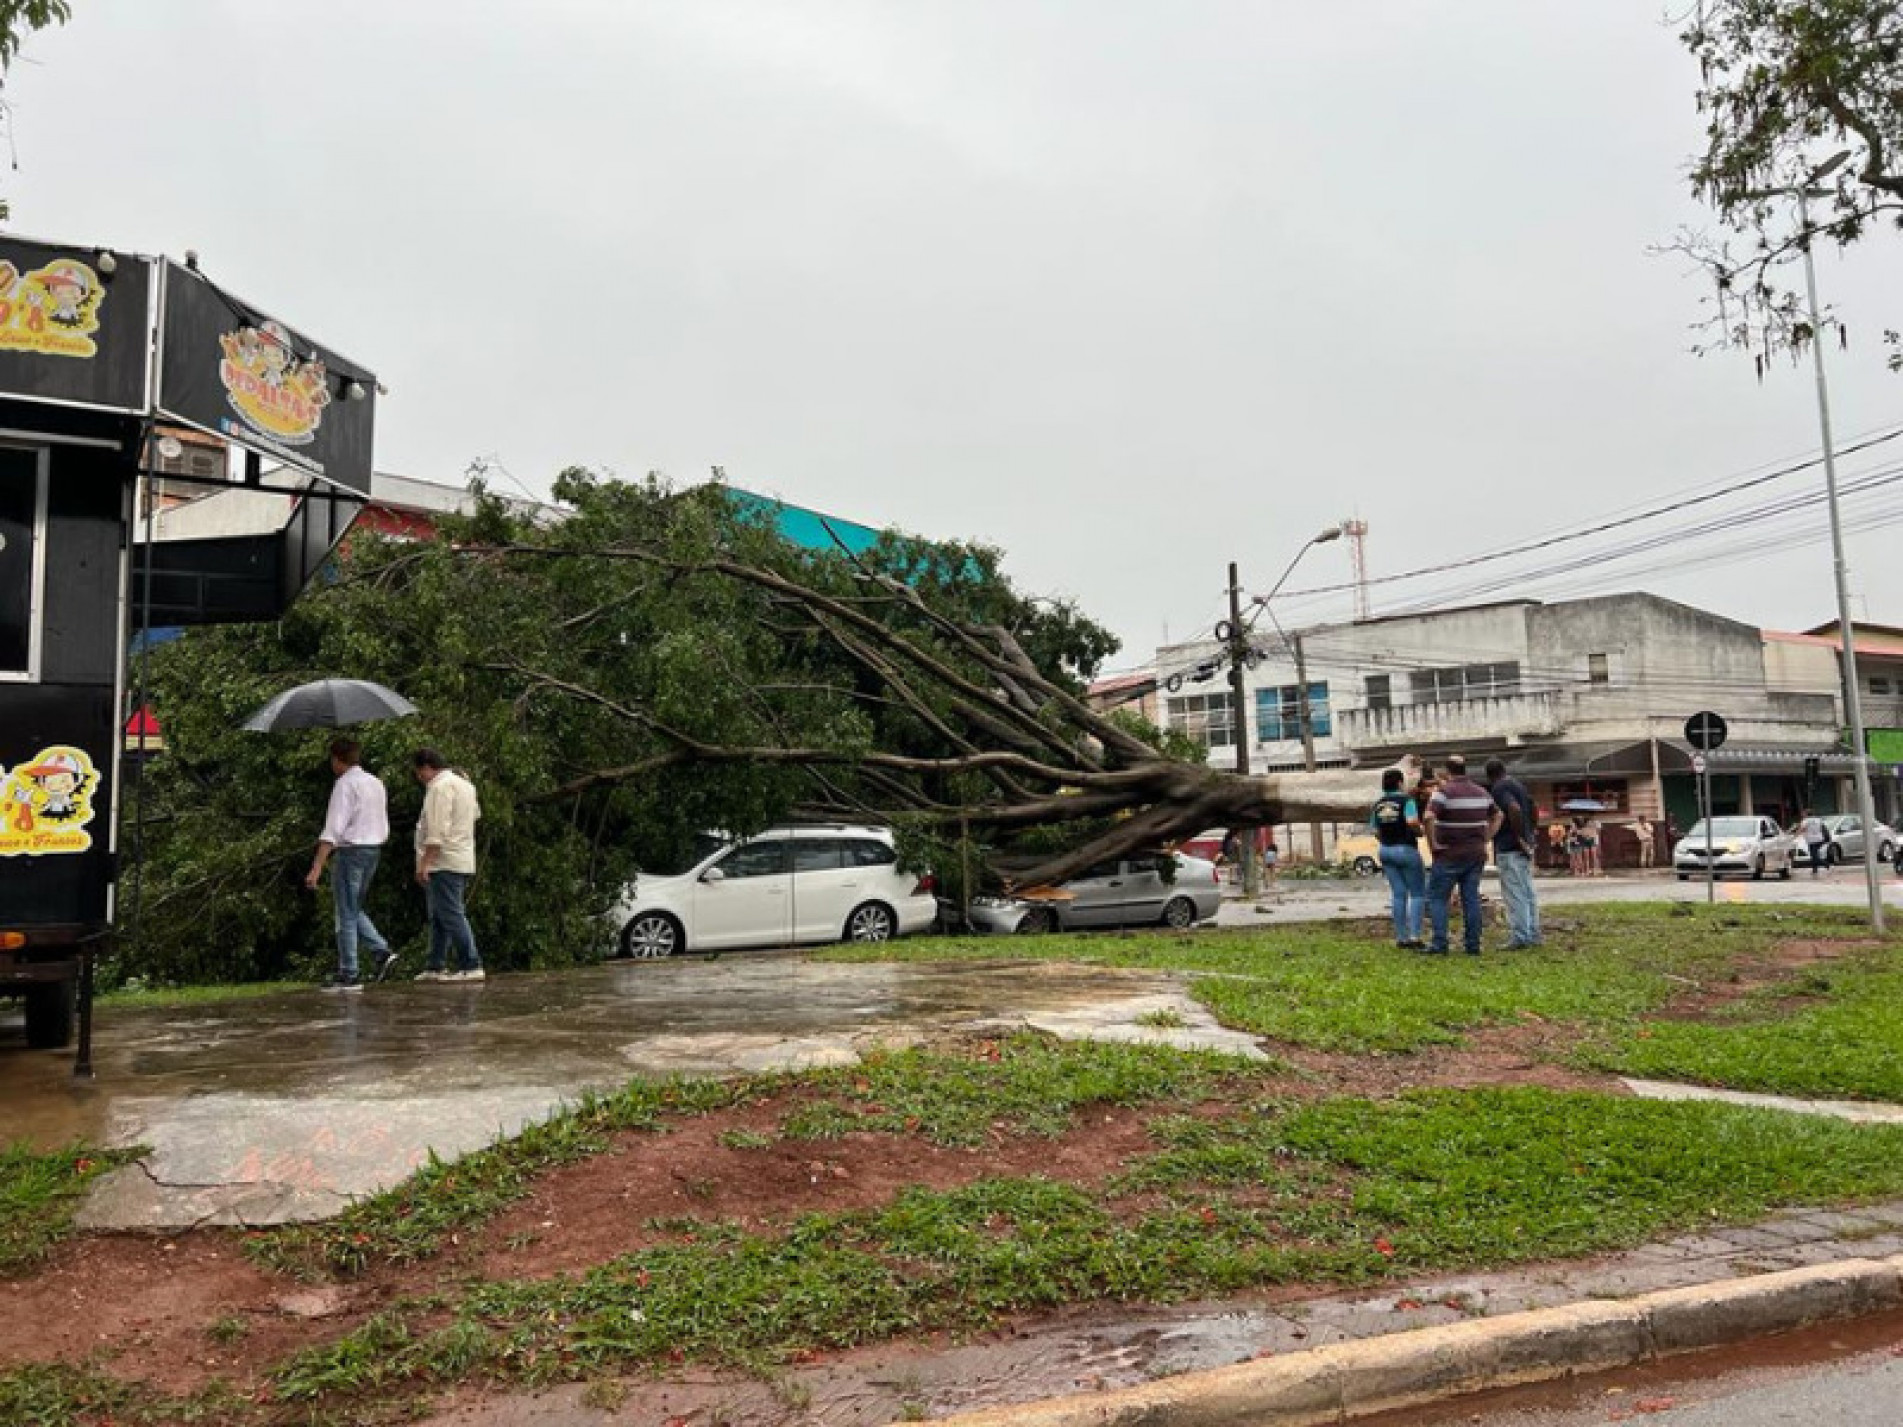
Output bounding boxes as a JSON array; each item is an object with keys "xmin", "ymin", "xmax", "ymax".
[{"xmin": 422, "ymin": 1197, "xmax": 1903, "ymax": 1426}]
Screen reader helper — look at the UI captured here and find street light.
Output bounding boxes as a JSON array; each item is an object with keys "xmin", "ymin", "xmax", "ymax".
[
  {"xmin": 1226, "ymin": 525, "xmax": 1346, "ymax": 897},
  {"xmin": 1768, "ymin": 150, "xmax": 1886, "ymax": 933}
]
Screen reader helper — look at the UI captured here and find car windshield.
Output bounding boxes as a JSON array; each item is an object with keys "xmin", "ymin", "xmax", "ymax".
[
  {"xmin": 641, "ymin": 833, "xmax": 730, "ymax": 877},
  {"xmin": 1684, "ymin": 818, "xmax": 1761, "ymax": 840}
]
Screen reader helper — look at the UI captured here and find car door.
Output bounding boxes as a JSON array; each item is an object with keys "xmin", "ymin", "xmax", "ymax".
[
  {"xmin": 1060, "ymin": 862, "xmax": 1128, "ymax": 928},
  {"xmin": 1759, "ymin": 819, "xmax": 1790, "ymax": 870},
  {"xmin": 691, "ymin": 839, "xmax": 793, "ymax": 950},
  {"xmin": 1837, "ymin": 817, "xmax": 1861, "ymax": 860},
  {"xmin": 1113, "ymin": 856, "xmax": 1171, "ymax": 925},
  {"xmin": 787, "ymin": 836, "xmax": 853, "ymax": 944}
]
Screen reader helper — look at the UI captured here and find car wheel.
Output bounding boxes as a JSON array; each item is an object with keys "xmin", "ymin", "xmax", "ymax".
[
  {"xmin": 1880, "ymin": 842, "xmax": 1896, "ymax": 863},
  {"xmin": 1828, "ymin": 842, "xmax": 1844, "ymax": 866},
  {"xmin": 1752, "ymin": 856, "xmax": 1765, "ymax": 881},
  {"xmin": 1676, "ymin": 872, "xmax": 1690, "ymax": 882},
  {"xmin": 1778, "ymin": 861, "xmax": 1792, "ymax": 880},
  {"xmin": 621, "ymin": 912, "xmax": 682, "ymax": 960},
  {"xmin": 844, "ymin": 902, "xmax": 897, "ymax": 943},
  {"xmin": 1015, "ymin": 905, "xmax": 1057, "ymax": 936},
  {"xmin": 1161, "ymin": 896, "xmax": 1198, "ymax": 930},
  {"xmin": 23, "ymin": 977, "xmax": 76, "ymax": 1050},
  {"xmin": 1351, "ymin": 855, "xmax": 1379, "ymax": 877}
]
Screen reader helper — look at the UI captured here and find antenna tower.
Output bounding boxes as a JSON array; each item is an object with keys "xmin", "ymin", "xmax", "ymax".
[{"xmin": 1342, "ymin": 518, "xmax": 1370, "ymax": 620}]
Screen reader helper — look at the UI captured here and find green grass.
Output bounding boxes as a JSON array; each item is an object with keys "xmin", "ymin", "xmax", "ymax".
[
  {"xmin": 0, "ymin": 1141, "xmax": 141, "ymax": 1277},
  {"xmin": 1581, "ymin": 961, "xmax": 1903, "ymax": 1103},
  {"xmin": 785, "ymin": 1037, "xmax": 1261, "ymax": 1146},
  {"xmin": 820, "ymin": 904, "xmax": 1893, "ymax": 1054},
  {"xmin": 268, "ymin": 1086, "xmax": 1903, "ymax": 1407},
  {"xmin": 97, "ymin": 980, "xmax": 305, "ymax": 1008}
]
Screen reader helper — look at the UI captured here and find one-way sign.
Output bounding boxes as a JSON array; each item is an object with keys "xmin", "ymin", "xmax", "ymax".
[{"xmin": 1685, "ymin": 711, "xmax": 1729, "ymax": 751}]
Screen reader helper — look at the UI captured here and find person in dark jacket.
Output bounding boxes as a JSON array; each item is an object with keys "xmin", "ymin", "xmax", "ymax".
[{"xmin": 1369, "ymin": 767, "xmax": 1426, "ymax": 948}]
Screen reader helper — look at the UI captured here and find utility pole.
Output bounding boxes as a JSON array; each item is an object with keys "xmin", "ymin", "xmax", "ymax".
[
  {"xmin": 1291, "ymin": 632, "xmax": 1324, "ymax": 861},
  {"xmin": 1226, "ymin": 562, "xmax": 1260, "ymax": 898},
  {"xmin": 1798, "ymin": 179, "xmax": 1886, "ymax": 934}
]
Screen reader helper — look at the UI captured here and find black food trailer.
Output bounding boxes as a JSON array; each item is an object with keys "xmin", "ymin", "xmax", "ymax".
[{"xmin": 0, "ymin": 235, "xmax": 374, "ymax": 1068}]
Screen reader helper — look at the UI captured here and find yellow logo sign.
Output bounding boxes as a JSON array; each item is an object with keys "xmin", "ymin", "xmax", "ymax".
[
  {"xmin": 0, "ymin": 746, "xmax": 97, "ymax": 857},
  {"xmin": 0, "ymin": 259, "xmax": 107, "ymax": 358},
  {"xmin": 219, "ymin": 319, "xmax": 330, "ymax": 446}
]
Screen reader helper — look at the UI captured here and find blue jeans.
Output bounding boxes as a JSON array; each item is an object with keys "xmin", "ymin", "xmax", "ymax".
[
  {"xmin": 1427, "ymin": 858, "xmax": 1485, "ymax": 953},
  {"xmin": 1496, "ymin": 850, "xmax": 1541, "ymax": 946},
  {"xmin": 331, "ymin": 846, "xmax": 390, "ymax": 979},
  {"xmin": 426, "ymin": 870, "xmax": 481, "ymax": 972},
  {"xmin": 1379, "ymin": 844, "xmax": 1426, "ymax": 944}
]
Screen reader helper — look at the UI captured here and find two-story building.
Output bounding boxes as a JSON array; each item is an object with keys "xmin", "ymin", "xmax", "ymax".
[
  {"xmin": 1157, "ymin": 592, "xmax": 1849, "ymax": 853},
  {"xmin": 1763, "ymin": 619, "xmax": 1903, "ymax": 824}
]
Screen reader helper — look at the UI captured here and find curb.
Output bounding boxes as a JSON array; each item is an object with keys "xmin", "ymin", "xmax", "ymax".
[{"xmin": 922, "ymin": 1256, "xmax": 1903, "ymax": 1426}]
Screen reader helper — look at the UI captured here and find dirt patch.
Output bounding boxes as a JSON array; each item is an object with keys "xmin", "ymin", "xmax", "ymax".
[
  {"xmin": 1272, "ymin": 1018, "xmax": 1616, "ymax": 1100},
  {"xmin": 470, "ymin": 1091, "xmax": 1167, "ymax": 1280},
  {"xmin": 1652, "ymin": 937, "xmax": 1878, "ymax": 1022},
  {"xmin": 0, "ymin": 1232, "xmax": 319, "ymax": 1397}
]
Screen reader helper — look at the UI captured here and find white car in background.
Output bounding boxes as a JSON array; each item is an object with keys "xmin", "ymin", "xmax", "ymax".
[
  {"xmin": 1672, "ymin": 816, "xmax": 1796, "ymax": 881},
  {"xmin": 1791, "ymin": 814, "xmax": 1898, "ymax": 867},
  {"xmin": 613, "ymin": 826, "xmax": 937, "ymax": 958}
]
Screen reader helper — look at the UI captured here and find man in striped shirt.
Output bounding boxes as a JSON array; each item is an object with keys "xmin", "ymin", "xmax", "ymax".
[{"xmin": 1422, "ymin": 754, "xmax": 1503, "ymax": 955}]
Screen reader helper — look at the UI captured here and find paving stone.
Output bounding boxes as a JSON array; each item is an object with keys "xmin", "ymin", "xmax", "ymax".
[
  {"xmin": 1798, "ymin": 1210, "xmax": 1894, "ymax": 1236},
  {"xmin": 1753, "ymin": 1216, "xmax": 1848, "ymax": 1245}
]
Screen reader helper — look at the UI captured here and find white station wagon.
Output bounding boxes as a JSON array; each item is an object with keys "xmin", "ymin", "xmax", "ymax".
[{"xmin": 613, "ymin": 825, "xmax": 938, "ymax": 958}]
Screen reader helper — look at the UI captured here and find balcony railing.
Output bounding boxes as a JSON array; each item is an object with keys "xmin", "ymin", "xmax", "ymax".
[{"xmin": 1336, "ymin": 692, "xmax": 1563, "ymax": 748}]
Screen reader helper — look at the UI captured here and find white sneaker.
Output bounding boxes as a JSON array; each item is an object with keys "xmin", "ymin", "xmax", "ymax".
[
  {"xmin": 415, "ymin": 969, "xmax": 448, "ymax": 982},
  {"xmin": 447, "ymin": 968, "xmax": 485, "ymax": 982}
]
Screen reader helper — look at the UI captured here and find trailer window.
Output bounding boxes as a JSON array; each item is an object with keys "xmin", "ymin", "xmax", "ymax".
[{"xmin": 0, "ymin": 446, "xmax": 44, "ymax": 678}]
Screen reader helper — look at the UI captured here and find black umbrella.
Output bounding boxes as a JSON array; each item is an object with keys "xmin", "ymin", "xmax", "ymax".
[{"xmin": 243, "ymin": 679, "xmax": 419, "ymax": 732}]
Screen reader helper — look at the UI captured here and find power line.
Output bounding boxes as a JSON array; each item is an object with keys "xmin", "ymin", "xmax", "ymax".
[{"xmin": 1272, "ymin": 425, "xmax": 1903, "ymax": 606}]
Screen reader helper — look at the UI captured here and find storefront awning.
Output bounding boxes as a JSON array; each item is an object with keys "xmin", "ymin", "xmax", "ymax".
[{"xmin": 1495, "ymin": 740, "xmax": 1694, "ymax": 782}]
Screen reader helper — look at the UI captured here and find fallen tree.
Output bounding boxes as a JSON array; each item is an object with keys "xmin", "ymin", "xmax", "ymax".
[
  {"xmin": 467, "ymin": 531, "xmax": 1409, "ymax": 890},
  {"xmin": 135, "ymin": 471, "xmax": 1407, "ymax": 981}
]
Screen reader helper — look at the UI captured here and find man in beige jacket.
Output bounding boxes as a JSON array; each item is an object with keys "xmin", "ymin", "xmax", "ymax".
[{"xmin": 411, "ymin": 748, "xmax": 483, "ymax": 982}]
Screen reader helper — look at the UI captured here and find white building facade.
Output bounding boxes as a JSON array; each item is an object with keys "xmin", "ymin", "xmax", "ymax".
[{"xmin": 1156, "ymin": 593, "xmax": 1852, "ymax": 863}]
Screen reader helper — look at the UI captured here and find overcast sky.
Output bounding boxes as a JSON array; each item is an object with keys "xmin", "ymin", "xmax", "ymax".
[{"xmin": 9, "ymin": 2, "xmax": 1900, "ymax": 664}]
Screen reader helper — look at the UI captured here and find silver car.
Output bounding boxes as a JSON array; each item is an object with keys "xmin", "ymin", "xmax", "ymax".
[
  {"xmin": 964, "ymin": 853, "xmax": 1224, "ymax": 934},
  {"xmin": 1673, "ymin": 816, "xmax": 1795, "ymax": 881},
  {"xmin": 1792, "ymin": 814, "xmax": 1898, "ymax": 867}
]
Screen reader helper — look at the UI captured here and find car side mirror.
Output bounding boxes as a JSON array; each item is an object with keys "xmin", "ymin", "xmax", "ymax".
[{"xmin": 701, "ymin": 867, "xmax": 726, "ymax": 884}]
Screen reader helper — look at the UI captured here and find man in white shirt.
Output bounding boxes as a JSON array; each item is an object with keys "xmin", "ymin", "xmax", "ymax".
[
  {"xmin": 412, "ymin": 747, "xmax": 484, "ymax": 982},
  {"xmin": 305, "ymin": 737, "xmax": 393, "ymax": 993}
]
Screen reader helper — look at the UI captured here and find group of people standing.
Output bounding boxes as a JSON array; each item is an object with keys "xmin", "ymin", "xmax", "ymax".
[
  {"xmin": 1369, "ymin": 755, "xmax": 1541, "ymax": 956},
  {"xmin": 307, "ymin": 738, "xmax": 484, "ymax": 992}
]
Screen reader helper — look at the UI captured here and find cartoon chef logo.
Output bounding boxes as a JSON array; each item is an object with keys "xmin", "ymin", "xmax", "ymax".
[
  {"xmin": 0, "ymin": 257, "xmax": 108, "ymax": 358},
  {"xmin": 219, "ymin": 318, "xmax": 330, "ymax": 445},
  {"xmin": 0, "ymin": 746, "xmax": 98, "ymax": 856}
]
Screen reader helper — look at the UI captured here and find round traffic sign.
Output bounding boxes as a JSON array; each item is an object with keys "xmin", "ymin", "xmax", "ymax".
[{"xmin": 1684, "ymin": 711, "xmax": 1729, "ymax": 751}]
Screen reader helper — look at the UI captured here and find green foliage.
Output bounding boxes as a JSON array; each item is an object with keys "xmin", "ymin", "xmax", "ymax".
[
  {"xmin": 130, "ymin": 474, "xmax": 1121, "ymax": 986},
  {"xmin": 0, "ymin": 1140, "xmax": 138, "ymax": 1276},
  {"xmin": 1677, "ymin": 0, "xmax": 1903, "ymax": 368},
  {"xmin": 0, "ymin": 1, "xmax": 69, "ymax": 69}
]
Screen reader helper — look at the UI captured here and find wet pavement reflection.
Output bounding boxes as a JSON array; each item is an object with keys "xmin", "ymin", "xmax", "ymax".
[{"xmin": 0, "ymin": 956, "xmax": 1226, "ymax": 1229}]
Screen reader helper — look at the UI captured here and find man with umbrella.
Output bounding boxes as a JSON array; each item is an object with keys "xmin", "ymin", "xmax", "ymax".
[{"xmin": 305, "ymin": 737, "xmax": 395, "ymax": 993}]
